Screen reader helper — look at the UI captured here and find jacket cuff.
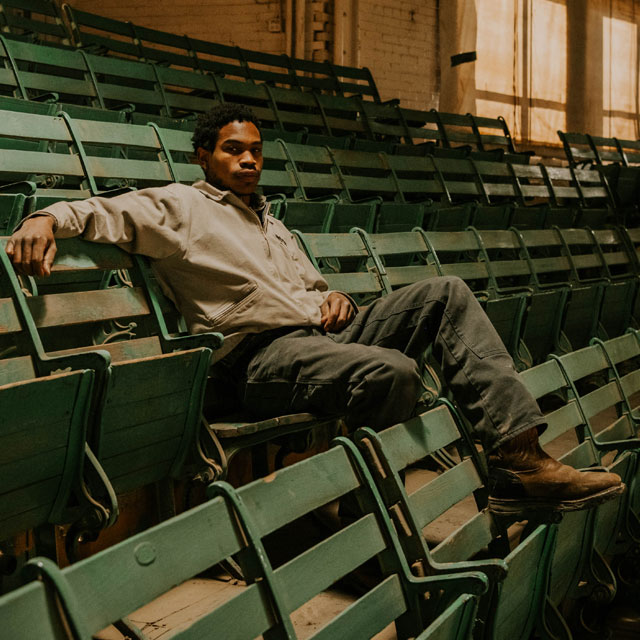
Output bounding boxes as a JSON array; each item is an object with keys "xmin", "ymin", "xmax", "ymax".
[{"xmin": 14, "ymin": 211, "xmax": 58, "ymax": 234}]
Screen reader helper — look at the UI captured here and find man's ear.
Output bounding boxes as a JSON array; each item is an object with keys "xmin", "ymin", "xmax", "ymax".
[{"xmin": 196, "ymin": 147, "xmax": 209, "ymax": 169}]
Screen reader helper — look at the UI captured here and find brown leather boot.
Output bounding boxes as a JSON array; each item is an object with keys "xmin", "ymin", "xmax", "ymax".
[{"xmin": 488, "ymin": 427, "xmax": 625, "ymax": 515}]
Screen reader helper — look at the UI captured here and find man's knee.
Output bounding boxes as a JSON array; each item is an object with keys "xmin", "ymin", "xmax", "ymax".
[
  {"xmin": 405, "ymin": 275, "xmax": 474, "ymax": 305},
  {"xmin": 347, "ymin": 351, "xmax": 422, "ymax": 429}
]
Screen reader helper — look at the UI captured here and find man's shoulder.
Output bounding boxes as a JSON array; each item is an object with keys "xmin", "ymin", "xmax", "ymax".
[{"xmin": 134, "ymin": 182, "xmax": 206, "ymax": 204}]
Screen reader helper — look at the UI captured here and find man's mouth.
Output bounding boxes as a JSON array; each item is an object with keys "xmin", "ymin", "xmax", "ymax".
[{"xmin": 236, "ymin": 171, "xmax": 259, "ymax": 180}]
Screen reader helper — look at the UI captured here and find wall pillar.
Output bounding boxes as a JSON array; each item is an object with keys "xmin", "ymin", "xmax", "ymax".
[
  {"xmin": 439, "ymin": 0, "xmax": 477, "ymax": 114},
  {"xmin": 566, "ymin": 0, "xmax": 604, "ymax": 135}
]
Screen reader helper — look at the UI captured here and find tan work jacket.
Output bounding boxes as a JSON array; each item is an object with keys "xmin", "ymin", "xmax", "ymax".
[{"xmin": 38, "ymin": 181, "xmax": 336, "ymax": 359}]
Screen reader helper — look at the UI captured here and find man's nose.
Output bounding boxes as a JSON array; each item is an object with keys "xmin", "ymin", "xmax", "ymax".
[{"xmin": 239, "ymin": 151, "xmax": 256, "ymax": 166}]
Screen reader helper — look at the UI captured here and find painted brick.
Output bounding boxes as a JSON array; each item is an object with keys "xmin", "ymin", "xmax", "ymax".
[{"xmin": 69, "ymin": 0, "xmax": 439, "ymax": 110}]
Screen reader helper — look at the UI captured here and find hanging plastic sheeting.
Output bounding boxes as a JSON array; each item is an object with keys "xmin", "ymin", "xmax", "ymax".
[
  {"xmin": 603, "ymin": 3, "xmax": 640, "ymax": 139},
  {"xmin": 470, "ymin": 0, "xmax": 640, "ymax": 148},
  {"xmin": 474, "ymin": 0, "xmax": 567, "ymax": 148}
]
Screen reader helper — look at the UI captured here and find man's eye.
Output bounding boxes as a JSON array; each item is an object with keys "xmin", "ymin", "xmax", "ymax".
[{"xmin": 252, "ymin": 148, "xmax": 263, "ymax": 156}]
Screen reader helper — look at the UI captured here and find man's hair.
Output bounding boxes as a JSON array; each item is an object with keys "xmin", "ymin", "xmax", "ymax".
[{"xmin": 192, "ymin": 103, "xmax": 261, "ymax": 152}]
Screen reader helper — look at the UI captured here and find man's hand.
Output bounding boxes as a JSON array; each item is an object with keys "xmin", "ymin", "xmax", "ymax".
[
  {"xmin": 5, "ymin": 215, "xmax": 57, "ymax": 277},
  {"xmin": 320, "ymin": 292, "xmax": 356, "ymax": 333}
]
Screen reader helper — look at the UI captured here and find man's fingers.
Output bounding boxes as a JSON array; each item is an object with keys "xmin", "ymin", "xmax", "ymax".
[
  {"xmin": 42, "ymin": 240, "xmax": 57, "ymax": 276},
  {"xmin": 30, "ymin": 235, "xmax": 48, "ymax": 276},
  {"xmin": 320, "ymin": 293, "xmax": 355, "ymax": 332},
  {"xmin": 5, "ymin": 239, "xmax": 14, "ymax": 256},
  {"xmin": 20, "ymin": 238, "xmax": 35, "ymax": 275},
  {"xmin": 336, "ymin": 302, "xmax": 351, "ymax": 328}
]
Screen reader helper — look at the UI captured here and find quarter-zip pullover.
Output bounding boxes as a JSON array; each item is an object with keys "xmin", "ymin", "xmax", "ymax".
[{"xmin": 34, "ymin": 181, "xmax": 338, "ymax": 360}]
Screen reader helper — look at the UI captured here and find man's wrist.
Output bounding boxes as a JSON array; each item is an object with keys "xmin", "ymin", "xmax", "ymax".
[{"xmin": 17, "ymin": 212, "xmax": 58, "ymax": 233}]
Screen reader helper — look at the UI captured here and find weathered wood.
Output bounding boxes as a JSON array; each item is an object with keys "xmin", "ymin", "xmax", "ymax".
[{"xmin": 26, "ymin": 287, "xmax": 149, "ymax": 328}]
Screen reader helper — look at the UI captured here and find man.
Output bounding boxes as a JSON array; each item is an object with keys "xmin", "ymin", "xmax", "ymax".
[{"xmin": 6, "ymin": 103, "xmax": 624, "ymax": 514}]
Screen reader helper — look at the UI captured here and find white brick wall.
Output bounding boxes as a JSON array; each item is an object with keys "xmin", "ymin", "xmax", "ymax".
[
  {"xmin": 68, "ymin": 0, "xmax": 440, "ymax": 109},
  {"xmin": 69, "ymin": 0, "xmax": 286, "ymax": 54},
  {"xmin": 357, "ymin": 0, "xmax": 439, "ymax": 109}
]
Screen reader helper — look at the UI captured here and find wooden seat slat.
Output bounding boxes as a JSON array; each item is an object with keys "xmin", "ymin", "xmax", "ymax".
[
  {"xmin": 0, "ymin": 443, "xmax": 67, "ymax": 499},
  {"xmin": 0, "ymin": 150, "xmax": 83, "ymax": 176},
  {"xmin": 238, "ymin": 446, "xmax": 358, "ymax": 536},
  {"xmin": 25, "ymin": 286, "xmax": 150, "ymax": 328},
  {"xmin": 0, "ymin": 297, "xmax": 21, "ymax": 334},
  {"xmin": 409, "ymin": 458, "xmax": 483, "ymax": 528},
  {"xmin": 0, "ymin": 356, "xmax": 35, "ymax": 385},
  {"xmin": 432, "ymin": 512, "xmax": 495, "ymax": 564},
  {"xmin": 100, "ymin": 415, "xmax": 187, "ymax": 459},
  {"xmin": 59, "ymin": 498, "xmax": 244, "ymax": 633},
  {"xmin": 311, "ymin": 575, "xmax": 406, "ymax": 640},
  {"xmin": 49, "ymin": 336, "xmax": 161, "ymax": 363},
  {"xmin": 275, "ymin": 514, "xmax": 387, "ymax": 612}
]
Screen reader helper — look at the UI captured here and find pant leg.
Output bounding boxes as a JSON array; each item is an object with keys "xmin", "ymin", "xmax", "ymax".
[
  {"xmin": 239, "ymin": 327, "xmax": 423, "ymax": 430},
  {"xmin": 333, "ymin": 276, "xmax": 545, "ymax": 449}
]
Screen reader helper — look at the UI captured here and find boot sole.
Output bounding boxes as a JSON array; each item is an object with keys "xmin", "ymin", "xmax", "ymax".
[{"xmin": 488, "ymin": 483, "xmax": 626, "ymax": 515}]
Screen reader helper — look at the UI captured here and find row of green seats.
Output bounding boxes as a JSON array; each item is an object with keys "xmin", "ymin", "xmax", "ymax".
[
  {"xmin": 0, "ymin": 228, "xmax": 636, "ymax": 637},
  {"xmin": 4, "ymin": 332, "xmax": 639, "ymax": 640},
  {"xmin": 60, "ymin": 2, "xmax": 382, "ymax": 101},
  {"xmin": 0, "ymin": 106, "xmax": 620, "ymax": 236},
  {"xmin": 519, "ymin": 332, "xmax": 640, "ymax": 636},
  {"xmin": 0, "ymin": 0, "xmax": 380, "ymax": 102},
  {"xmin": 0, "ymin": 34, "xmax": 529, "ymax": 161},
  {"xmin": 559, "ymin": 130, "xmax": 640, "ymax": 169},
  {"xmin": 558, "ymin": 130, "xmax": 640, "ymax": 224},
  {"xmin": 0, "ymin": 236, "xmax": 223, "ymax": 568},
  {"xmin": 265, "ymin": 141, "xmax": 616, "ymax": 229},
  {"xmin": 0, "ymin": 404, "xmax": 493, "ymax": 639},
  {"xmin": 292, "ymin": 226, "xmax": 640, "ymax": 371}
]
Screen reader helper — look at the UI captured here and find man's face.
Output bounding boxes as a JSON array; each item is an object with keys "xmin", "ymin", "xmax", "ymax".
[{"xmin": 197, "ymin": 120, "xmax": 263, "ymax": 197}]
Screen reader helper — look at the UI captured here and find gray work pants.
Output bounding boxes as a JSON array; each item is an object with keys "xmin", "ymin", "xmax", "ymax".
[{"xmin": 226, "ymin": 277, "xmax": 545, "ymax": 451}]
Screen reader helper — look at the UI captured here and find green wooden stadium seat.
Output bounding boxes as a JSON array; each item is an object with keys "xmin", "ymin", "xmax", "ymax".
[
  {"xmin": 469, "ymin": 227, "xmax": 565, "ymax": 367},
  {"xmin": 0, "ymin": 368, "xmax": 95, "ymax": 551},
  {"xmin": 279, "ymin": 140, "xmax": 345, "ymax": 201},
  {"xmin": 0, "ymin": 0, "xmax": 70, "ymax": 45},
  {"xmin": 354, "ymin": 403, "xmax": 564, "ymax": 640},
  {"xmin": 558, "ymin": 131, "xmax": 602, "ymax": 168},
  {"xmin": 588, "ymin": 332, "xmax": 640, "ymax": 544},
  {"xmin": 0, "ymin": 237, "xmax": 221, "ymax": 538},
  {"xmin": 0, "ymin": 37, "xmax": 101, "ymax": 107},
  {"xmin": 376, "ymin": 202, "xmax": 428, "ymax": 232},
  {"xmin": 0, "ymin": 109, "xmax": 90, "ymax": 199},
  {"xmin": 422, "ymin": 229, "xmax": 528, "ymax": 361},
  {"xmin": 365, "ymin": 230, "xmax": 437, "ymax": 286},
  {"xmin": 1, "ymin": 437, "xmax": 486, "ymax": 639},
  {"xmin": 63, "ymin": 4, "xmax": 143, "ymax": 59},
  {"xmin": 508, "ymin": 163, "xmax": 573, "ymax": 229},
  {"xmin": 293, "ymin": 229, "xmax": 389, "ymax": 304},
  {"xmin": 512, "ymin": 228, "xmax": 604, "ymax": 351},
  {"xmin": 558, "ymin": 227, "xmax": 635, "ymax": 339},
  {"xmin": 519, "ymin": 358, "xmax": 627, "ymax": 633},
  {"xmin": 1, "ymin": 494, "xmax": 280, "ymax": 639}
]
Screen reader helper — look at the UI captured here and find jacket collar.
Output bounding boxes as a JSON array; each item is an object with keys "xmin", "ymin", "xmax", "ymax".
[
  {"xmin": 192, "ymin": 180, "xmax": 267, "ymax": 210},
  {"xmin": 192, "ymin": 180, "xmax": 269, "ymax": 222}
]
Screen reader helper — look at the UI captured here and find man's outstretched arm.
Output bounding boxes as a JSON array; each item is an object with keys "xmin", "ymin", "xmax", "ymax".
[{"xmin": 5, "ymin": 186, "xmax": 188, "ymax": 277}]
